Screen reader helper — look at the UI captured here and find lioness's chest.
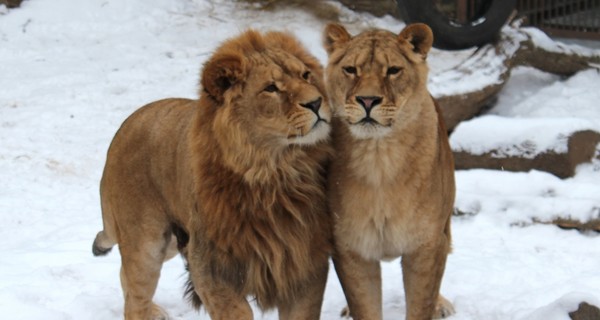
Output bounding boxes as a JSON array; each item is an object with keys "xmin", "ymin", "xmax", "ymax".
[
  {"xmin": 334, "ymin": 183, "xmax": 431, "ymax": 261},
  {"xmin": 331, "ymin": 136, "xmax": 438, "ymax": 260}
]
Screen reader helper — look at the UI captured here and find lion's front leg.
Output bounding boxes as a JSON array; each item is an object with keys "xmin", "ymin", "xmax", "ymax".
[
  {"xmin": 277, "ymin": 264, "xmax": 328, "ymax": 320},
  {"xmin": 401, "ymin": 235, "xmax": 452, "ymax": 320},
  {"xmin": 187, "ymin": 265, "xmax": 253, "ymax": 320},
  {"xmin": 333, "ymin": 248, "xmax": 382, "ymax": 320},
  {"xmin": 187, "ymin": 238, "xmax": 253, "ymax": 320},
  {"xmin": 433, "ymin": 294, "xmax": 455, "ymax": 319}
]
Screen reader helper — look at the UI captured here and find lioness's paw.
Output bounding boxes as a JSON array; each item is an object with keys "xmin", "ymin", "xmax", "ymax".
[
  {"xmin": 339, "ymin": 298, "xmax": 454, "ymax": 319},
  {"xmin": 433, "ymin": 295, "xmax": 455, "ymax": 319}
]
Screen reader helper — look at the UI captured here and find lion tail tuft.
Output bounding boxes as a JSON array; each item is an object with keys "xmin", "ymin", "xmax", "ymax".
[
  {"xmin": 184, "ymin": 265, "xmax": 203, "ymax": 310},
  {"xmin": 92, "ymin": 230, "xmax": 116, "ymax": 256}
]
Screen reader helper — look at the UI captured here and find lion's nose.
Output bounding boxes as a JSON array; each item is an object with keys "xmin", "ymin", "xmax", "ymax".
[
  {"xmin": 300, "ymin": 97, "xmax": 322, "ymax": 114},
  {"xmin": 355, "ymin": 96, "xmax": 382, "ymax": 111}
]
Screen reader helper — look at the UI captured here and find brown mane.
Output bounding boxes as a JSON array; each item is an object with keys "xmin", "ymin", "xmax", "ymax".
[{"xmin": 189, "ymin": 113, "xmax": 332, "ymax": 307}]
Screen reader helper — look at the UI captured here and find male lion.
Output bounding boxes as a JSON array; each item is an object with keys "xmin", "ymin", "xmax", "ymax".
[
  {"xmin": 323, "ymin": 23, "xmax": 456, "ymax": 320},
  {"xmin": 92, "ymin": 30, "xmax": 333, "ymax": 320}
]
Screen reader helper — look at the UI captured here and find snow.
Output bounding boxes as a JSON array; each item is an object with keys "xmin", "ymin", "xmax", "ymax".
[
  {"xmin": 492, "ymin": 68, "xmax": 600, "ymax": 119},
  {"xmin": 429, "ymin": 45, "xmax": 509, "ymax": 97},
  {"xmin": 450, "ymin": 68, "xmax": 600, "ymax": 157},
  {"xmin": 450, "ymin": 116, "xmax": 600, "ymax": 157},
  {"xmin": 524, "ymin": 292, "xmax": 600, "ymax": 320},
  {"xmin": 522, "ymin": 26, "xmax": 600, "ymax": 57},
  {"xmin": 1, "ymin": 0, "xmax": 599, "ymax": 319}
]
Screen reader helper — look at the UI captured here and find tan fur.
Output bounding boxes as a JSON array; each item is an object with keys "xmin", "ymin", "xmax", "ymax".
[
  {"xmin": 93, "ymin": 30, "xmax": 333, "ymax": 320},
  {"xmin": 324, "ymin": 23, "xmax": 456, "ymax": 320}
]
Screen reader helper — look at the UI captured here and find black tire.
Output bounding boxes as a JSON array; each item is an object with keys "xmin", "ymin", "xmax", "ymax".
[{"xmin": 396, "ymin": 0, "xmax": 517, "ymax": 50}]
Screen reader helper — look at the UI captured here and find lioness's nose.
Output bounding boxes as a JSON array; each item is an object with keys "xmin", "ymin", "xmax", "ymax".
[
  {"xmin": 355, "ymin": 96, "xmax": 382, "ymax": 111},
  {"xmin": 300, "ymin": 97, "xmax": 322, "ymax": 114}
]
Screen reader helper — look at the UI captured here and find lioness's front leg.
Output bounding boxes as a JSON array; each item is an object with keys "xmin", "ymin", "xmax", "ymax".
[
  {"xmin": 333, "ymin": 248, "xmax": 382, "ymax": 320},
  {"xmin": 277, "ymin": 264, "xmax": 328, "ymax": 320},
  {"xmin": 401, "ymin": 236, "xmax": 451, "ymax": 320}
]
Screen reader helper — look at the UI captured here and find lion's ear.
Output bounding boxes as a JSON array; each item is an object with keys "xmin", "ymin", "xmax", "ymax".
[
  {"xmin": 201, "ymin": 53, "xmax": 244, "ymax": 103},
  {"xmin": 398, "ymin": 23, "xmax": 434, "ymax": 61},
  {"xmin": 323, "ymin": 23, "xmax": 351, "ymax": 55}
]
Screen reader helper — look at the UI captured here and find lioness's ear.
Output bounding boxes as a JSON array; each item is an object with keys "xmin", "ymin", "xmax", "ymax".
[
  {"xmin": 398, "ymin": 23, "xmax": 434, "ymax": 60},
  {"xmin": 201, "ymin": 53, "xmax": 244, "ymax": 103},
  {"xmin": 323, "ymin": 23, "xmax": 351, "ymax": 55}
]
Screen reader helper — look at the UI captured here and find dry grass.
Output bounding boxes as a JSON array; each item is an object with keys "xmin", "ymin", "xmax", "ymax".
[{"xmin": 235, "ymin": 0, "xmax": 343, "ymax": 22}]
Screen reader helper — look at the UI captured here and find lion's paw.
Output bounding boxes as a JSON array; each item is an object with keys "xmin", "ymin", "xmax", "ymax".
[
  {"xmin": 433, "ymin": 295, "xmax": 455, "ymax": 319},
  {"xmin": 151, "ymin": 303, "xmax": 170, "ymax": 320},
  {"xmin": 340, "ymin": 305, "xmax": 351, "ymax": 318}
]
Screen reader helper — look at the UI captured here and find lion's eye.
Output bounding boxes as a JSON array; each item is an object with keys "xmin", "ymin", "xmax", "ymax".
[
  {"xmin": 302, "ymin": 71, "xmax": 311, "ymax": 80},
  {"xmin": 387, "ymin": 66, "xmax": 403, "ymax": 76},
  {"xmin": 343, "ymin": 66, "xmax": 357, "ymax": 75},
  {"xmin": 263, "ymin": 83, "xmax": 279, "ymax": 93}
]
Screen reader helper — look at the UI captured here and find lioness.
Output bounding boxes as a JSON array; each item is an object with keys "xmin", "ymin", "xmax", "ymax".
[
  {"xmin": 323, "ymin": 23, "xmax": 456, "ymax": 320},
  {"xmin": 92, "ymin": 30, "xmax": 333, "ymax": 319}
]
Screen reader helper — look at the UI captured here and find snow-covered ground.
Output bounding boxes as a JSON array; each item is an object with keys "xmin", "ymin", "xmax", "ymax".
[{"xmin": 1, "ymin": 0, "xmax": 599, "ymax": 319}]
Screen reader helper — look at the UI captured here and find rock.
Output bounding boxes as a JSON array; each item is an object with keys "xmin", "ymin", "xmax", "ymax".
[
  {"xmin": 432, "ymin": 24, "xmax": 600, "ymax": 132},
  {"xmin": 551, "ymin": 218, "xmax": 600, "ymax": 233},
  {"xmin": 335, "ymin": 0, "xmax": 400, "ymax": 18},
  {"xmin": 0, "ymin": 0, "xmax": 23, "ymax": 8},
  {"xmin": 569, "ymin": 302, "xmax": 600, "ymax": 320},
  {"xmin": 453, "ymin": 130, "xmax": 600, "ymax": 179},
  {"xmin": 436, "ymin": 87, "xmax": 502, "ymax": 132}
]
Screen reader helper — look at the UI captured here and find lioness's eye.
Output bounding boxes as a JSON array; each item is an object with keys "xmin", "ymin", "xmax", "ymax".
[
  {"xmin": 302, "ymin": 71, "xmax": 311, "ymax": 80},
  {"xmin": 387, "ymin": 66, "xmax": 403, "ymax": 76},
  {"xmin": 263, "ymin": 83, "xmax": 279, "ymax": 93},
  {"xmin": 343, "ymin": 66, "xmax": 357, "ymax": 75}
]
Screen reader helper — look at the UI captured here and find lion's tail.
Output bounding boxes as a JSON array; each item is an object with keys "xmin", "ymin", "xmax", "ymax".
[
  {"xmin": 92, "ymin": 230, "xmax": 116, "ymax": 256},
  {"xmin": 184, "ymin": 265, "xmax": 203, "ymax": 310}
]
